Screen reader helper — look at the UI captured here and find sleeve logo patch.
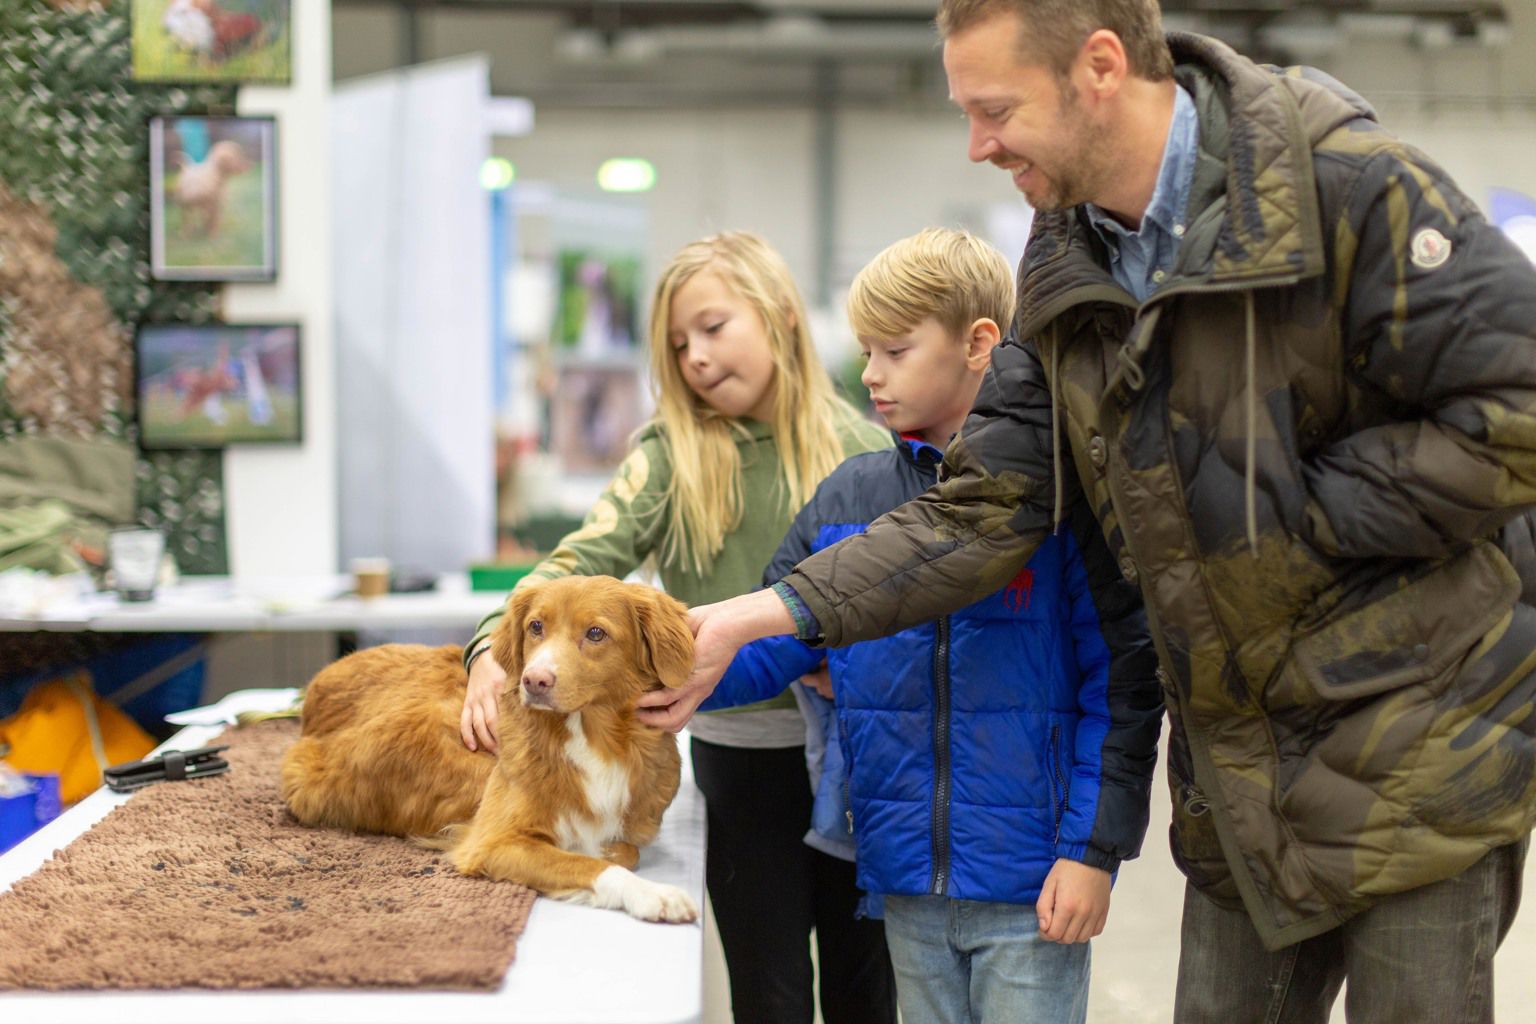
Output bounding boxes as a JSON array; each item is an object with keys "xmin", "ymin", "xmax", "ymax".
[{"xmin": 1410, "ymin": 227, "xmax": 1452, "ymax": 269}]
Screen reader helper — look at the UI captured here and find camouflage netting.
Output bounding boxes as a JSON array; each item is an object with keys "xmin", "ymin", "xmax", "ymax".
[{"xmin": 0, "ymin": 0, "xmax": 236, "ymax": 573}]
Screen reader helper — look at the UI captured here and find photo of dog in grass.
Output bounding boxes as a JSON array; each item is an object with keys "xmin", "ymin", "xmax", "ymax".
[
  {"xmin": 150, "ymin": 115, "xmax": 277, "ymax": 282},
  {"xmin": 131, "ymin": 0, "xmax": 291, "ymax": 84}
]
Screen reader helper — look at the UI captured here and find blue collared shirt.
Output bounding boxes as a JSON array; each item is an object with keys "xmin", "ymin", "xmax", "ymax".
[{"xmin": 1084, "ymin": 83, "xmax": 1198, "ymax": 303}]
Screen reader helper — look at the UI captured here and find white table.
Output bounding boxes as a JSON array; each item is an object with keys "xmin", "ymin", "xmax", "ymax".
[
  {"xmin": 0, "ymin": 574, "xmax": 501, "ymax": 633},
  {"xmin": 0, "ymin": 693, "xmax": 707, "ymax": 1024}
]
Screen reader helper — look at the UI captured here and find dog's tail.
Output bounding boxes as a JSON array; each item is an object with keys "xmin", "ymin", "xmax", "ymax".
[{"xmin": 413, "ymin": 823, "xmax": 467, "ymax": 851}]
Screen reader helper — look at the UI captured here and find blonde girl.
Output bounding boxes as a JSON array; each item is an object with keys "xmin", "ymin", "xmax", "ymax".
[{"xmin": 460, "ymin": 231, "xmax": 896, "ymax": 1024}]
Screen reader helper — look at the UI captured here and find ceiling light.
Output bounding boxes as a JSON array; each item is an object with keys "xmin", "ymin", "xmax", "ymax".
[
  {"xmin": 480, "ymin": 157, "xmax": 515, "ymax": 191},
  {"xmin": 597, "ymin": 158, "xmax": 656, "ymax": 193}
]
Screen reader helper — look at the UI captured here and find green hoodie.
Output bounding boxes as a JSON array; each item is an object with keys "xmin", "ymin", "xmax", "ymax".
[{"xmin": 468, "ymin": 399, "xmax": 888, "ymax": 716}]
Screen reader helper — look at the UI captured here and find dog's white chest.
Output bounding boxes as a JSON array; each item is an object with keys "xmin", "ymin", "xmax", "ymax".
[{"xmin": 555, "ymin": 713, "xmax": 632, "ymax": 857}]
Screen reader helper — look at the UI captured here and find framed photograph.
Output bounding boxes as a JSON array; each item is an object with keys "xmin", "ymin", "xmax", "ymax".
[
  {"xmin": 134, "ymin": 323, "xmax": 302, "ymax": 450},
  {"xmin": 554, "ymin": 249, "xmax": 642, "ymax": 359},
  {"xmin": 131, "ymin": 0, "xmax": 292, "ymax": 85},
  {"xmin": 549, "ymin": 365, "xmax": 646, "ymax": 475},
  {"xmin": 150, "ymin": 115, "xmax": 277, "ymax": 282}
]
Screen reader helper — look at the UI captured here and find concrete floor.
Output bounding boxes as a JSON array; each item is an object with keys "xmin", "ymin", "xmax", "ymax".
[{"xmin": 698, "ymin": 722, "xmax": 1536, "ymax": 1023}]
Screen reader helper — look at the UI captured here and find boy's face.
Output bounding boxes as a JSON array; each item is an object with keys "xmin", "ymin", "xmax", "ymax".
[{"xmin": 859, "ymin": 317, "xmax": 991, "ymax": 448}]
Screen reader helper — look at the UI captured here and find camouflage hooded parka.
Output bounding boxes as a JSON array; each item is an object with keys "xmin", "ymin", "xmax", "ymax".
[{"xmin": 780, "ymin": 33, "xmax": 1536, "ymax": 950}]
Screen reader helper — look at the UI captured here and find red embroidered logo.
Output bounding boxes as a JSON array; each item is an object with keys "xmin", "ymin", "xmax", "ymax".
[{"xmin": 1004, "ymin": 568, "xmax": 1035, "ymax": 612}]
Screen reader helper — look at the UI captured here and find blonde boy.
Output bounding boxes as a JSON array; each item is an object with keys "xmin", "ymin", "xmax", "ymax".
[{"xmin": 701, "ymin": 227, "xmax": 1156, "ymax": 1023}]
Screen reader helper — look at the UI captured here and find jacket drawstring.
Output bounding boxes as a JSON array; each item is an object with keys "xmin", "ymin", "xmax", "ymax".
[
  {"xmin": 1244, "ymin": 292, "xmax": 1259, "ymax": 556},
  {"xmin": 1050, "ymin": 326, "xmax": 1064, "ymax": 532}
]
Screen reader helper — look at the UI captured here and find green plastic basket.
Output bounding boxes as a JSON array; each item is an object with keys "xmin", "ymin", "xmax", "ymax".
[{"xmin": 467, "ymin": 563, "xmax": 537, "ymax": 592}]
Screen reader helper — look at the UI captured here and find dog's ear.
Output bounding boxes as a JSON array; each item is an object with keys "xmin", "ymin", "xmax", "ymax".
[
  {"xmin": 493, "ymin": 581, "xmax": 542, "ymax": 679},
  {"xmin": 632, "ymin": 586, "xmax": 694, "ymax": 690}
]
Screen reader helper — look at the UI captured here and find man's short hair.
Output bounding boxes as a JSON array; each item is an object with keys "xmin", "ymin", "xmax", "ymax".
[
  {"xmin": 936, "ymin": 0, "xmax": 1174, "ymax": 82},
  {"xmin": 847, "ymin": 228, "xmax": 1016, "ymax": 342}
]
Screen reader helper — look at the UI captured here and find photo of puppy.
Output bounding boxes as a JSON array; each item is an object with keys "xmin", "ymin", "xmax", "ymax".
[
  {"xmin": 149, "ymin": 115, "xmax": 276, "ymax": 282},
  {"xmin": 132, "ymin": 0, "xmax": 291, "ymax": 84},
  {"xmin": 280, "ymin": 576, "xmax": 699, "ymax": 923}
]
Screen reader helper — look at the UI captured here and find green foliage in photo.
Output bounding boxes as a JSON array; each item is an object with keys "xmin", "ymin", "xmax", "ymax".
[{"xmin": 160, "ymin": 166, "xmax": 269, "ymax": 273}]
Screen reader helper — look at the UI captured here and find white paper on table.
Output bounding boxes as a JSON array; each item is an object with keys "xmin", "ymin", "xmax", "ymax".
[{"xmin": 164, "ymin": 688, "xmax": 302, "ymax": 726}]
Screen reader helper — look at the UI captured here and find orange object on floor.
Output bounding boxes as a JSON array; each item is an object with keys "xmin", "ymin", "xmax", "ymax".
[{"xmin": 0, "ymin": 671, "xmax": 156, "ymax": 804}]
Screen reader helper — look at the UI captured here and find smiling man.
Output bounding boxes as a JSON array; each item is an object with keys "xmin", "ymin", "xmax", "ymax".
[{"xmin": 639, "ymin": 3, "xmax": 1536, "ymax": 1022}]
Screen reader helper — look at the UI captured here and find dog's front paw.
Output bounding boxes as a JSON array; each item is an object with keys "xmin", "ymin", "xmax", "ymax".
[
  {"xmin": 594, "ymin": 866, "xmax": 699, "ymax": 923},
  {"xmin": 625, "ymin": 880, "xmax": 699, "ymax": 923}
]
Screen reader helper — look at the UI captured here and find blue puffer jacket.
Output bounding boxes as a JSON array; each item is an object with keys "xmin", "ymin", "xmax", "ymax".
[{"xmin": 704, "ymin": 434, "xmax": 1152, "ymax": 905}]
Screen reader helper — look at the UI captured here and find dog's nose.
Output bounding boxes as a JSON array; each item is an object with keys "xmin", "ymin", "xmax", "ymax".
[{"xmin": 522, "ymin": 667, "xmax": 556, "ymax": 694}]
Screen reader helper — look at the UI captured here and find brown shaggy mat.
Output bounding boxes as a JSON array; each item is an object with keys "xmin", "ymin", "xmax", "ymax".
[{"xmin": 0, "ymin": 719, "xmax": 536, "ymax": 990}]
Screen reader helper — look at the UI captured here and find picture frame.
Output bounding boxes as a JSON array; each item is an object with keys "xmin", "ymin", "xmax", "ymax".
[
  {"xmin": 149, "ymin": 115, "xmax": 278, "ymax": 282},
  {"xmin": 548, "ymin": 364, "xmax": 646, "ymax": 475},
  {"xmin": 131, "ymin": 0, "xmax": 293, "ymax": 85},
  {"xmin": 134, "ymin": 322, "xmax": 303, "ymax": 450},
  {"xmin": 553, "ymin": 249, "xmax": 642, "ymax": 359}
]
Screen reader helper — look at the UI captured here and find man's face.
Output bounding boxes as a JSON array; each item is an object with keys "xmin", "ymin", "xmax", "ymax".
[{"xmin": 944, "ymin": 10, "xmax": 1111, "ymax": 211}]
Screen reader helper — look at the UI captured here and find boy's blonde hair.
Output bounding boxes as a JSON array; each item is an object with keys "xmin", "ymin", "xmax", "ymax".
[
  {"xmin": 647, "ymin": 231, "xmax": 860, "ymax": 575},
  {"xmin": 846, "ymin": 228, "xmax": 1016, "ymax": 342}
]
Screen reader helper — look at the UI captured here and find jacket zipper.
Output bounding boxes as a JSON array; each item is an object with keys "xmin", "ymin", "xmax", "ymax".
[
  {"xmin": 1049, "ymin": 724, "xmax": 1069, "ymax": 845},
  {"xmin": 929, "ymin": 616, "xmax": 953, "ymax": 895},
  {"xmin": 839, "ymin": 714, "xmax": 855, "ymax": 834}
]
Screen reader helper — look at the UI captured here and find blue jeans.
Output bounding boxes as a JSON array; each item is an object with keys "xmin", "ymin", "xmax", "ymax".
[
  {"xmin": 1174, "ymin": 838, "xmax": 1528, "ymax": 1024},
  {"xmin": 883, "ymin": 894, "xmax": 1090, "ymax": 1024}
]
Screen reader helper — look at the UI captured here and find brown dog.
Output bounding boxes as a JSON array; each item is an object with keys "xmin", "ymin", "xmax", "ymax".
[
  {"xmin": 280, "ymin": 575, "xmax": 699, "ymax": 922},
  {"xmin": 173, "ymin": 139, "xmax": 251, "ymax": 239}
]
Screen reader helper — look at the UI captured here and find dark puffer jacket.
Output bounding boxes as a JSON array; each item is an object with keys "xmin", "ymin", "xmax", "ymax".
[{"xmin": 779, "ymin": 33, "xmax": 1536, "ymax": 950}]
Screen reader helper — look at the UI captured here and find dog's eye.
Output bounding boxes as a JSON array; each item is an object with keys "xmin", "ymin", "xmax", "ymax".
[
  {"xmin": 528, "ymin": 620, "xmax": 543, "ymax": 636},
  {"xmin": 585, "ymin": 626, "xmax": 606, "ymax": 643}
]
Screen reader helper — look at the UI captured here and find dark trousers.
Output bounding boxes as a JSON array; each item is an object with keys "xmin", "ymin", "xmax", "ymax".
[
  {"xmin": 1174, "ymin": 838, "xmax": 1528, "ymax": 1024},
  {"xmin": 691, "ymin": 737, "xmax": 897, "ymax": 1024}
]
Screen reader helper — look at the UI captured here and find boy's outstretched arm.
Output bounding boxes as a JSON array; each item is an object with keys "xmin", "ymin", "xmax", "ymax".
[
  {"xmin": 635, "ymin": 588, "xmax": 796, "ymax": 731},
  {"xmin": 697, "ymin": 632, "xmax": 823, "ymax": 713}
]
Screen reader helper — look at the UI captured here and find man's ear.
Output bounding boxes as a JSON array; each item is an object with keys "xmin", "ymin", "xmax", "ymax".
[
  {"xmin": 966, "ymin": 318, "xmax": 1002, "ymax": 370},
  {"xmin": 632, "ymin": 585, "xmax": 694, "ymax": 690},
  {"xmin": 494, "ymin": 582, "xmax": 541, "ymax": 681},
  {"xmin": 1076, "ymin": 28, "xmax": 1129, "ymax": 102}
]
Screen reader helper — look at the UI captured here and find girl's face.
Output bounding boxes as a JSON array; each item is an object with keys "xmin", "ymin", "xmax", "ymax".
[{"xmin": 666, "ymin": 270, "xmax": 778, "ymax": 422}]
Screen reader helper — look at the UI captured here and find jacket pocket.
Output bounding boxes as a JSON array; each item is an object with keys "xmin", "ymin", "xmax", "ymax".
[{"xmin": 1290, "ymin": 541, "xmax": 1521, "ymax": 702}]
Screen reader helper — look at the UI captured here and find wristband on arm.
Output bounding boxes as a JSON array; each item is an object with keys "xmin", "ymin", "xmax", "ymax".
[{"xmin": 465, "ymin": 639, "xmax": 494, "ymax": 672}]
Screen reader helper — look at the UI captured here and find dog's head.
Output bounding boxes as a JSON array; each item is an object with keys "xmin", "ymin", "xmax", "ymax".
[
  {"xmin": 491, "ymin": 575, "xmax": 693, "ymax": 715},
  {"xmin": 208, "ymin": 140, "xmax": 251, "ymax": 177}
]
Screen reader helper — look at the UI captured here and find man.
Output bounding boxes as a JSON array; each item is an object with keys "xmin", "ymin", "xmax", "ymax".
[{"xmin": 636, "ymin": 2, "xmax": 1536, "ymax": 1021}]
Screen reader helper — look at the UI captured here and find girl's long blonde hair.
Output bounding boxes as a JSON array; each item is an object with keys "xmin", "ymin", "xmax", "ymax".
[{"xmin": 647, "ymin": 231, "xmax": 856, "ymax": 575}]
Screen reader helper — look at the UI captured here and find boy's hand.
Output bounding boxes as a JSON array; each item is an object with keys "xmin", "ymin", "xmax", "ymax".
[
  {"xmin": 1036, "ymin": 859, "xmax": 1111, "ymax": 943},
  {"xmin": 460, "ymin": 650, "xmax": 507, "ymax": 753},
  {"xmin": 635, "ymin": 589, "xmax": 796, "ymax": 732},
  {"xmin": 802, "ymin": 661, "xmax": 833, "ymax": 699}
]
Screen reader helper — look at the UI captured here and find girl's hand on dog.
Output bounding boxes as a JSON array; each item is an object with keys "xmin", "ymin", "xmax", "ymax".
[{"xmin": 461, "ymin": 653, "xmax": 508, "ymax": 752}]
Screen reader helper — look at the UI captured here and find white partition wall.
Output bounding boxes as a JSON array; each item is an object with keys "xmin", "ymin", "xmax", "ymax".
[{"xmin": 332, "ymin": 56, "xmax": 495, "ymax": 576}]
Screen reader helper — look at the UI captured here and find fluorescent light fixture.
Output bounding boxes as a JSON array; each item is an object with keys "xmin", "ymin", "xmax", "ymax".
[
  {"xmin": 481, "ymin": 157, "xmax": 516, "ymax": 191},
  {"xmin": 597, "ymin": 158, "xmax": 656, "ymax": 193}
]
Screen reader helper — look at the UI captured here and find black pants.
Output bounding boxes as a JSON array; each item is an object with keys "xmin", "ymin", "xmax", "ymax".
[{"xmin": 691, "ymin": 737, "xmax": 897, "ymax": 1024}]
